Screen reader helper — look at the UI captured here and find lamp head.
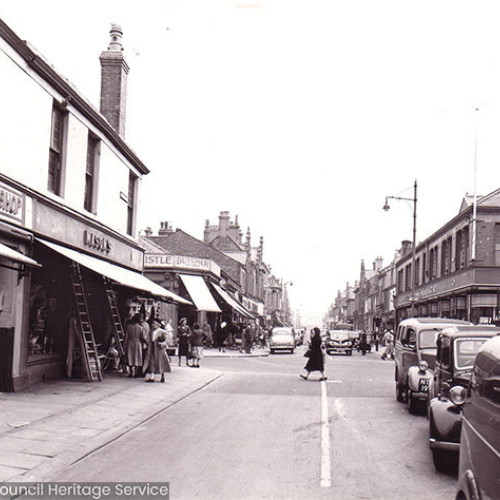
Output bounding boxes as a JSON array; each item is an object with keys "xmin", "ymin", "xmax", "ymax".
[{"xmin": 383, "ymin": 198, "xmax": 390, "ymax": 211}]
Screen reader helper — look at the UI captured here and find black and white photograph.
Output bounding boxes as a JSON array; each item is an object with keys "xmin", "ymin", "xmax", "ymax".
[{"xmin": 0, "ymin": 1, "xmax": 500, "ymax": 499}]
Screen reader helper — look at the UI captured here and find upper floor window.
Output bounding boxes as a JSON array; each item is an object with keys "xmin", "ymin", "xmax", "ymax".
[
  {"xmin": 48, "ymin": 103, "xmax": 67, "ymax": 195},
  {"xmin": 84, "ymin": 134, "xmax": 100, "ymax": 213},
  {"xmin": 415, "ymin": 257, "xmax": 420, "ymax": 287},
  {"xmin": 126, "ymin": 172, "xmax": 137, "ymax": 236}
]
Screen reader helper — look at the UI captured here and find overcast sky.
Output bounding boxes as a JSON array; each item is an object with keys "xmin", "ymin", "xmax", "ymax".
[{"xmin": 2, "ymin": 1, "xmax": 500, "ymax": 326}]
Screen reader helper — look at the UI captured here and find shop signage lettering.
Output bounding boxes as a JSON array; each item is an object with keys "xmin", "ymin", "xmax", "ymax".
[
  {"xmin": 83, "ymin": 230, "xmax": 111, "ymax": 254},
  {"xmin": 0, "ymin": 185, "xmax": 23, "ymax": 221},
  {"xmin": 145, "ymin": 254, "xmax": 220, "ymax": 275}
]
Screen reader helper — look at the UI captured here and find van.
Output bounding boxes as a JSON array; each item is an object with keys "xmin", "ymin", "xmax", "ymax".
[
  {"xmin": 453, "ymin": 334, "xmax": 500, "ymax": 500},
  {"xmin": 394, "ymin": 317, "xmax": 471, "ymax": 413}
]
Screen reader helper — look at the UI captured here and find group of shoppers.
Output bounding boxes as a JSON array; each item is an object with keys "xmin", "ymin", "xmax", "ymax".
[{"xmin": 123, "ymin": 313, "xmax": 174, "ymax": 383}]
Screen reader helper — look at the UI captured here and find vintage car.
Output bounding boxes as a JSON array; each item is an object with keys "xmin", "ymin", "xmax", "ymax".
[
  {"xmin": 394, "ymin": 317, "xmax": 472, "ymax": 414},
  {"xmin": 269, "ymin": 327, "xmax": 296, "ymax": 354},
  {"xmin": 428, "ymin": 325, "xmax": 500, "ymax": 472},
  {"xmin": 452, "ymin": 334, "xmax": 500, "ymax": 500},
  {"xmin": 325, "ymin": 329, "xmax": 354, "ymax": 355}
]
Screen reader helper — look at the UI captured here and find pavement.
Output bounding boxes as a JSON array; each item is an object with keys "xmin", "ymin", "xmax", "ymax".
[
  {"xmin": 0, "ymin": 364, "xmax": 227, "ymax": 483},
  {"xmin": 0, "ymin": 347, "xmax": 270, "ymax": 484}
]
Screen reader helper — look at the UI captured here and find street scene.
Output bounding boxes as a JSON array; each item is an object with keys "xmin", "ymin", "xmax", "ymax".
[
  {"xmin": 1, "ymin": 1, "xmax": 500, "ymax": 499},
  {"xmin": 0, "ymin": 347, "xmax": 457, "ymax": 500}
]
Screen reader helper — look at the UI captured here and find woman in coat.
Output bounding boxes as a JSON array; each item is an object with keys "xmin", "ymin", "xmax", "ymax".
[
  {"xmin": 124, "ymin": 313, "xmax": 145, "ymax": 378},
  {"xmin": 143, "ymin": 319, "xmax": 172, "ymax": 382},
  {"xmin": 177, "ymin": 317, "xmax": 192, "ymax": 366},
  {"xmin": 189, "ymin": 323, "xmax": 204, "ymax": 368},
  {"xmin": 300, "ymin": 327, "xmax": 327, "ymax": 381}
]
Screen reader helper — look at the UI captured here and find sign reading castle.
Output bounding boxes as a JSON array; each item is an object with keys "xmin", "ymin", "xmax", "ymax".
[{"xmin": 145, "ymin": 254, "xmax": 220, "ymax": 276}]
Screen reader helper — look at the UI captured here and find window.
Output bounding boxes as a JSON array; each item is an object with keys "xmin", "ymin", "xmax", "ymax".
[
  {"xmin": 84, "ymin": 134, "xmax": 100, "ymax": 213},
  {"xmin": 126, "ymin": 172, "xmax": 137, "ymax": 236},
  {"xmin": 455, "ymin": 231, "xmax": 462, "ymax": 271},
  {"xmin": 405, "ymin": 264, "xmax": 412, "ymax": 292},
  {"xmin": 397, "ymin": 269, "xmax": 404, "ymax": 293},
  {"xmin": 48, "ymin": 103, "xmax": 67, "ymax": 195},
  {"xmin": 423, "ymin": 253, "xmax": 427, "ymax": 282},
  {"xmin": 415, "ymin": 257, "xmax": 420, "ymax": 287}
]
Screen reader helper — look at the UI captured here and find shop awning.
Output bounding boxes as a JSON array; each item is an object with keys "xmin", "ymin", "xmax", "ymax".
[
  {"xmin": 179, "ymin": 274, "xmax": 221, "ymax": 313},
  {"xmin": 0, "ymin": 242, "xmax": 40, "ymax": 267},
  {"xmin": 37, "ymin": 239, "xmax": 191, "ymax": 304},
  {"xmin": 211, "ymin": 283, "xmax": 254, "ymax": 318}
]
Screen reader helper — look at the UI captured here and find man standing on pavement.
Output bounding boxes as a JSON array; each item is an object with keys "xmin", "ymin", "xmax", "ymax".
[
  {"xmin": 381, "ymin": 329, "xmax": 394, "ymax": 360},
  {"xmin": 242, "ymin": 322, "xmax": 255, "ymax": 354}
]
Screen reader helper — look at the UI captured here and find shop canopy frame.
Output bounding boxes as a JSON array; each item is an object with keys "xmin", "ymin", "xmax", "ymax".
[
  {"xmin": 0, "ymin": 241, "xmax": 41, "ymax": 271},
  {"xmin": 37, "ymin": 238, "xmax": 191, "ymax": 304},
  {"xmin": 211, "ymin": 283, "xmax": 254, "ymax": 319},
  {"xmin": 179, "ymin": 274, "xmax": 222, "ymax": 313}
]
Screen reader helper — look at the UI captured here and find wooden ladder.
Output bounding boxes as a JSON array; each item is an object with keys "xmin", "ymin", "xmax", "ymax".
[
  {"xmin": 104, "ymin": 284, "xmax": 127, "ymax": 372},
  {"xmin": 69, "ymin": 262, "xmax": 103, "ymax": 382}
]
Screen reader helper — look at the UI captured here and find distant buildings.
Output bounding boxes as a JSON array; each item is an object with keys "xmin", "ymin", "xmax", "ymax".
[{"xmin": 330, "ymin": 189, "xmax": 500, "ymax": 332}]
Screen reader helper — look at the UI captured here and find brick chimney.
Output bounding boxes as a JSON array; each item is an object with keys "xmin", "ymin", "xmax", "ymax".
[
  {"xmin": 158, "ymin": 221, "xmax": 174, "ymax": 235},
  {"xmin": 100, "ymin": 24, "xmax": 129, "ymax": 138},
  {"xmin": 400, "ymin": 240, "xmax": 413, "ymax": 257}
]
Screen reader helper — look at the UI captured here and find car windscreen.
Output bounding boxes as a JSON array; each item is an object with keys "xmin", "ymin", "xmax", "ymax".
[
  {"xmin": 455, "ymin": 338, "xmax": 490, "ymax": 369},
  {"xmin": 272, "ymin": 330, "xmax": 293, "ymax": 337},
  {"xmin": 329, "ymin": 331, "xmax": 350, "ymax": 341},
  {"xmin": 419, "ymin": 329, "xmax": 439, "ymax": 349}
]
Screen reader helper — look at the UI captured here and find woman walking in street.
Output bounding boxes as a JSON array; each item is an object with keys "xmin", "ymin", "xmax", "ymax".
[
  {"xmin": 177, "ymin": 317, "xmax": 192, "ymax": 367},
  {"xmin": 300, "ymin": 327, "xmax": 327, "ymax": 381},
  {"xmin": 143, "ymin": 319, "xmax": 172, "ymax": 382}
]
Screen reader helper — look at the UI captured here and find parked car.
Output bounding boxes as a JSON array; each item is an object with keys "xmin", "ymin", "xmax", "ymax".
[
  {"xmin": 452, "ymin": 334, "xmax": 500, "ymax": 500},
  {"xmin": 428, "ymin": 325, "xmax": 500, "ymax": 472},
  {"xmin": 394, "ymin": 317, "xmax": 472, "ymax": 414},
  {"xmin": 325, "ymin": 329, "xmax": 354, "ymax": 355},
  {"xmin": 269, "ymin": 327, "xmax": 296, "ymax": 354}
]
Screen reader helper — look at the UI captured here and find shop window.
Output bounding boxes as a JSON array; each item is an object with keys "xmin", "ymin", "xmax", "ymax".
[
  {"xmin": 48, "ymin": 103, "xmax": 67, "ymax": 196},
  {"xmin": 84, "ymin": 133, "xmax": 100, "ymax": 213},
  {"xmin": 28, "ymin": 246, "xmax": 72, "ymax": 359}
]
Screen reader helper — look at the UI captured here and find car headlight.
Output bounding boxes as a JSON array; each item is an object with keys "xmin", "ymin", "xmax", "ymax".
[
  {"xmin": 418, "ymin": 360, "xmax": 429, "ymax": 373},
  {"xmin": 449, "ymin": 385, "xmax": 467, "ymax": 406}
]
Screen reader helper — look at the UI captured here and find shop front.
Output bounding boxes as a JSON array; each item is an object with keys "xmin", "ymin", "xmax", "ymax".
[{"xmin": 144, "ymin": 250, "xmax": 223, "ymax": 334}]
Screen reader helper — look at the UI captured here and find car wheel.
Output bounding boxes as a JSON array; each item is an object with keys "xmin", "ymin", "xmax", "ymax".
[
  {"xmin": 290, "ymin": 348, "xmax": 294, "ymax": 354},
  {"xmin": 270, "ymin": 349, "xmax": 274, "ymax": 354},
  {"xmin": 432, "ymin": 449, "xmax": 458, "ymax": 474},
  {"xmin": 396, "ymin": 384, "xmax": 405, "ymax": 403}
]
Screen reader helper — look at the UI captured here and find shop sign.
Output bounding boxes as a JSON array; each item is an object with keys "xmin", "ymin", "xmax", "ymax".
[
  {"xmin": 83, "ymin": 229, "xmax": 112, "ymax": 254},
  {"xmin": 145, "ymin": 253, "xmax": 220, "ymax": 276},
  {"xmin": 0, "ymin": 183, "xmax": 23, "ymax": 222}
]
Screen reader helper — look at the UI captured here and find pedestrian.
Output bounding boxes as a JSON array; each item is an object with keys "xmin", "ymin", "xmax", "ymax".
[
  {"xmin": 124, "ymin": 312, "xmax": 146, "ymax": 378},
  {"xmin": 138, "ymin": 313, "xmax": 150, "ymax": 377},
  {"xmin": 189, "ymin": 323, "xmax": 204, "ymax": 368},
  {"xmin": 143, "ymin": 319, "xmax": 172, "ymax": 382},
  {"xmin": 165, "ymin": 319, "xmax": 174, "ymax": 342},
  {"xmin": 216, "ymin": 321, "xmax": 228, "ymax": 352},
  {"xmin": 177, "ymin": 317, "xmax": 192, "ymax": 366},
  {"xmin": 360, "ymin": 332, "xmax": 368, "ymax": 356},
  {"xmin": 381, "ymin": 329, "xmax": 394, "ymax": 360},
  {"xmin": 202, "ymin": 321, "xmax": 213, "ymax": 348},
  {"xmin": 242, "ymin": 322, "xmax": 255, "ymax": 354},
  {"xmin": 300, "ymin": 327, "xmax": 327, "ymax": 381}
]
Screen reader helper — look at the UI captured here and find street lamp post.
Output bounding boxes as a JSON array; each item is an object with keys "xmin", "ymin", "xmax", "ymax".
[{"xmin": 383, "ymin": 180, "xmax": 418, "ymax": 317}]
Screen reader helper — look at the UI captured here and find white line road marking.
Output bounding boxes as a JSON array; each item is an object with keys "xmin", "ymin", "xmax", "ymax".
[{"xmin": 320, "ymin": 379, "xmax": 331, "ymax": 488}]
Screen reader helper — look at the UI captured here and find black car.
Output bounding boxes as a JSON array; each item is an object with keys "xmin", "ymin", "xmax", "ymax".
[
  {"xmin": 452, "ymin": 334, "xmax": 500, "ymax": 499},
  {"xmin": 428, "ymin": 325, "xmax": 500, "ymax": 472}
]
